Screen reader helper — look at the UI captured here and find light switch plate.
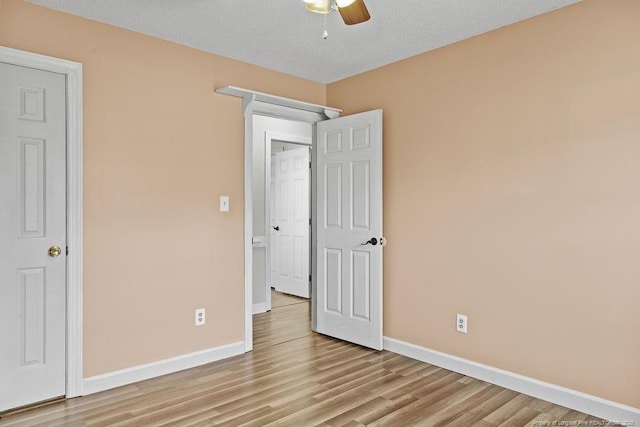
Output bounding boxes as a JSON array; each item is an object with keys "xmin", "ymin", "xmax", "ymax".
[{"xmin": 220, "ymin": 195, "xmax": 229, "ymax": 212}]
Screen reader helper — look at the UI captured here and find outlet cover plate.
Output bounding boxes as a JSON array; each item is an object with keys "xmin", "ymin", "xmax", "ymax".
[
  {"xmin": 456, "ymin": 314, "xmax": 467, "ymax": 333},
  {"xmin": 195, "ymin": 308, "xmax": 206, "ymax": 326}
]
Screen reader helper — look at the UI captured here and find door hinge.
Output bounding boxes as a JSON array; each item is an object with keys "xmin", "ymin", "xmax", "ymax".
[
  {"xmin": 309, "ymin": 161, "xmax": 312, "ymax": 169},
  {"xmin": 66, "ymin": 246, "xmax": 69, "ymax": 256},
  {"xmin": 309, "ymin": 218, "xmax": 311, "ymax": 225},
  {"xmin": 309, "ymin": 275, "xmax": 312, "ymax": 282}
]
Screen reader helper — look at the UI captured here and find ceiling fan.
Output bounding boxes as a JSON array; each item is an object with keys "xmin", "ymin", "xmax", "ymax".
[{"xmin": 303, "ymin": 0, "xmax": 371, "ymax": 26}]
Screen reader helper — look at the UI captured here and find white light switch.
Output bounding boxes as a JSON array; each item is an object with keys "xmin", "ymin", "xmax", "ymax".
[{"xmin": 220, "ymin": 195, "xmax": 230, "ymax": 212}]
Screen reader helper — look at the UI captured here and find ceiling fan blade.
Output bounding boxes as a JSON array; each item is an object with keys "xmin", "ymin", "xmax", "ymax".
[{"xmin": 337, "ymin": 0, "xmax": 370, "ymax": 25}]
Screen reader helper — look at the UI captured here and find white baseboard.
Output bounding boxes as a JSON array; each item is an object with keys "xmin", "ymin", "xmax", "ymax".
[
  {"xmin": 383, "ymin": 337, "xmax": 640, "ymax": 425},
  {"xmin": 83, "ymin": 341, "xmax": 244, "ymax": 396},
  {"xmin": 253, "ymin": 303, "xmax": 266, "ymax": 314}
]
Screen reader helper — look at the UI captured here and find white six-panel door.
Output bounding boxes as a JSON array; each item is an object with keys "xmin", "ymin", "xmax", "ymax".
[
  {"xmin": 316, "ymin": 110, "xmax": 383, "ymax": 350},
  {"xmin": 271, "ymin": 147, "xmax": 311, "ymax": 298},
  {"xmin": 0, "ymin": 62, "xmax": 67, "ymax": 411}
]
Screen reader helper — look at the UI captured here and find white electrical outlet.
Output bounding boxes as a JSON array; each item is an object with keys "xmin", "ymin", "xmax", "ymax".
[
  {"xmin": 456, "ymin": 314, "xmax": 468, "ymax": 333},
  {"xmin": 195, "ymin": 308, "xmax": 206, "ymax": 326}
]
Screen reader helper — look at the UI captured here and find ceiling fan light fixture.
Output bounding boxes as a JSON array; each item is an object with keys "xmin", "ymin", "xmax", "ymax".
[
  {"xmin": 335, "ymin": 0, "xmax": 356, "ymax": 7},
  {"xmin": 337, "ymin": 0, "xmax": 370, "ymax": 25},
  {"xmin": 305, "ymin": 0, "xmax": 331, "ymax": 14}
]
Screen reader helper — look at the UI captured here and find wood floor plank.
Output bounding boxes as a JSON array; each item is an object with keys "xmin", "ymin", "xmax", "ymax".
[
  {"xmin": 313, "ymin": 367, "xmax": 397, "ymax": 400},
  {"xmin": 368, "ymin": 380, "xmax": 488, "ymax": 426},
  {"xmin": 524, "ymin": 412, "xmax": 555, "ymax": 427},
  {"xmin": 526, "ymin": 397, "xmax": 556, "ymax": 413},
  {"xmin": 262, "ymin": 389, "xmax": 378, "ymax": 426},
  {"xmin": 318, "ymin": 396, "xmax": 392, "ymax": 426},
  {"xmin": 380, "ymin": 367, "xmax": 453, "ymax": 400},
  {"xmin": 559, "ymin": 409, "xmax": 589, "ymax": 422},
  {"xmin": 354, "ymin": 394, "xmax": 420, "ymax": 425},
  {"xmin": 405, "ymin": 382, "xmax": 503, "ymax": 426},
  {"xmin": 241, "ymin": 396, "xmax": 321, "ymax": 426},
  {"xmin": 500, "ymin": 407, "xmax": 542, "ymax": 426},
  {"xmin": 445, "ymin": 388, "xmax": 520, "ymax": 426},
  {"xmin": 482, "ymin": 393, "xmax": 537, "ymax": 425},
  {"xmin": 0, "ymin": 289, "xmax": 608, "ymax": 427}
]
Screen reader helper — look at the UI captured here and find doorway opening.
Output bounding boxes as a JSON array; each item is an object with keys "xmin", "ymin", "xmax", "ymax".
[
  {"xmin": 250, "ymin": 115, "xmax": 313, "ymax": 348},
  {"xmin": 216, "ymin": 85, "xmax": 384, "ymax": 354},
  {"xmin": 217, "ymin": 86, "xmax": 341, "ymax": 352},
  {"xmin": 253, "ymin": 288, "xmax": 310, "ymax": 351},
  {"xmin": 265, "ymin": 131, "xmax": 313, "ymax": 307}
]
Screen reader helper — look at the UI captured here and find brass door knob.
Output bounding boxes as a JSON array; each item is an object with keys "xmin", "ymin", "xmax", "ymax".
[{"xmin": 48, "ymin": 246, "xmax": 62, "ymax": 257}]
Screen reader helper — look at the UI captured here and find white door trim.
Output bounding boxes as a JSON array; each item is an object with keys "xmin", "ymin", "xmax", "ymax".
[
  {"xmin": 0, "ymin": 46, "xmax": 83, "ymax": 398},
  {"xmin": 216, "ymin": 87, "xmax": 340, "ymax": 352},
  {"xmin": 216, "ymin": 86, "xmax": 341, "ymax": 120},
  {"xmin": 264, "ymin": 131, "xmax": 312, "ymax": 311}
]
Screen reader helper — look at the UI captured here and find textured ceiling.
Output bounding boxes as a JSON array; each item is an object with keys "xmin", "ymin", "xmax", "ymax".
[{"xmin": 26, "ymin": 0, "xmax": 581, "ymax": 84}]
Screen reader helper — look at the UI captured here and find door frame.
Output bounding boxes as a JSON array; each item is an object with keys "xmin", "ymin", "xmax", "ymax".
[
  {"xmin": 264, "ymin": 132, "xmax": 312, "ymax": 311},
  {"xmin": 216, "ymin": 85, "xmax": 341, "ymax": 352},
  {"xmin": 0, "ymin": 47, "xmax": 83, "ymax": 398}
]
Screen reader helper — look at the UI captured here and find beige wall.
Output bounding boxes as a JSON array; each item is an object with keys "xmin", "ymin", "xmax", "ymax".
[
  {"xmin": 0, "ymin": 0, "xmax": 325, "ymax": 377},
  {"xmin": 328, "ymin": 0, "xmax": 640, "ymax": 408}
]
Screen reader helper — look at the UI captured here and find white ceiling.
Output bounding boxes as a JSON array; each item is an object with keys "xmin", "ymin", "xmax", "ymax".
[{"xmin": 26, "ymin": 0, "xmax": 581, "ymax": 84}]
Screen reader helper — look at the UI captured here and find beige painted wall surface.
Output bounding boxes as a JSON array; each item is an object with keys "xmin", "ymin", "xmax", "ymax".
[
  {"xmin": 0, "ymin": 0, "xmax": 325, "ymax": 377},
  {"xmin": 328, "ymin": 0, "xmax": 640, "ymax": 408}
]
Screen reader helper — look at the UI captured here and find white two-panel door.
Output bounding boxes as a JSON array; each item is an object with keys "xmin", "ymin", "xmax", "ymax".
[
  {"xmin": 0, "ymin": 62, "xmax": 67, "ymax": 411},
  {"xmin": 271, "ymin": 147, "xmax": 311, "ymax": 298},
  {"xmin": 316, "ymin": 110, "xmax": 383, "ymax": 350}
]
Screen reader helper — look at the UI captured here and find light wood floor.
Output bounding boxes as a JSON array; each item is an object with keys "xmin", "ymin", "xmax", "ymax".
[{"xmin": 0, "ymin": 289, "xmax": 606, "ymax": 426}]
